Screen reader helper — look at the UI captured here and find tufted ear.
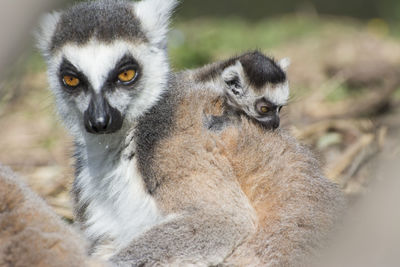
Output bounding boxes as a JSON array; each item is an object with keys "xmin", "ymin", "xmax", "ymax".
[
  {"xmin": 35, "ymin": 11, "xmax": 61, "ymax": 59},
  {"xmin": 133, "ymin": 0, "xmax": 179, "ymax": 48},
  {"xmin": 278, "ymin": 58, "xmax": 291, "ymax": 72},
  {"xmin": 221, "ymin": 60, "xmax": 246, "ymax": 95}
]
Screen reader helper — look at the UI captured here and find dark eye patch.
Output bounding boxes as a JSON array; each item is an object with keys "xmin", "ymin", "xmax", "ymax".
[
  {"xmin": 59, "ymin": 58, "xmax": 88, "ymax": 93},
  {"xmin": 60, "ymin": 58, "xmax": 79, "ymax": 76},
  {"xmin": 255, "ymin": 98, "xmax": 277, "ymax": 116},
  {"xmin": 108, "ymin": 54, "xmax": 141, "ymax": 86}
]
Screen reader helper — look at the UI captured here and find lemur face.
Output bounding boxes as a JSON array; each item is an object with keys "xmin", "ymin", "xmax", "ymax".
[
  {"xmin": 48, "ymin": 40, "xmax": 169, "ymax": 135},
  {"xmin": 221, "ymin": 54, "xmax": 290, "ymax": 130},
  {"xmin": 224, "ymin": 81, "xmax": 289, "ymax": 130},
  {"xmin": 37, "ymin": 0, "xmax": 177, "ymax": 137}
]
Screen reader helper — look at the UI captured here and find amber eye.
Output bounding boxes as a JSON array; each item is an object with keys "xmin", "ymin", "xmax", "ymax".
[
  {"xmin": 63, "ymin": 75, "xmax": 80, "ymax": 87},
  {"xmin": 118, "ymin": 69, "xmax": 136, "ymax": 83},
  {"xmin": 260, "ymin": 106, "xmax": 269, "ymax": 114}
]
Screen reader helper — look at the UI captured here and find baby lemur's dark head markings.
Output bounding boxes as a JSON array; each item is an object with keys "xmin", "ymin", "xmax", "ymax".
[
  {"xmin": 196, "ymin": 51, "xmax": 290, "ymax": 130},
  {"xmin": 236, "ymin": 51, "xmax": 286, "ymax": 88}
]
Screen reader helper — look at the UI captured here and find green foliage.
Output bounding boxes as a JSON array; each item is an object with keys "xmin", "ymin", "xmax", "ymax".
[
  {"xmin": 326, "ymin": 85, "xmax": 352, "ymax": 102},
  {"xmin": 326, "ymin": 85, "xmax": 368, "ymax": 102},
  {"xmin": 26, "ymin": 52, "xmax": 47, "ymax": 74},
  {"xmin": 395, "ymin": 87, "xmax": 400, "ymax": 100},
  {"xmin": 169, "ymin": 16, "xmax": 322, "ymax": 70}
]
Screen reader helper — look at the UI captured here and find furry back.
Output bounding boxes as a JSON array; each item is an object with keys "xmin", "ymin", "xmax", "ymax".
[{"xmin": 0, "ymin": 164, "xmax": 103, "ymax": 267}]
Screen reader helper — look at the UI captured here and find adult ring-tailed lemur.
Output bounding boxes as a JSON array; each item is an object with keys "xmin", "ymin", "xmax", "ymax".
[{"xmin": 36, "ymin": 0, "xmax": 344, "ymax": 266}]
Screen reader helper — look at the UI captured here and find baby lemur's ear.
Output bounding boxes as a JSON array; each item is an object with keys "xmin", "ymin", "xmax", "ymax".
[
  {"xmin": 132, "ymin": 0, "xmax": 179, "ymax": 48},
  {"xmin": 222, "ymin": 61, "xmax": 246, "ymax": 94},
  {"xmin": 278, "ymin": 58, "xmax": 291, "ymax": 72},
  {"xmin": 35, "ymin": 11, "xmax": 61, "ymax": 59}
]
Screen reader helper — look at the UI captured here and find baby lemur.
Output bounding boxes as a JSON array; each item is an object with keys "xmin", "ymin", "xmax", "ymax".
[
  {"xmin": 35, "ymin": 0, "xmax": 344, "ymax": 266},
  {"xmin": 183, "ymin": 51, "xmax": 290, "ymax": 131},
  {"xmin": 119, "ymin": 86, "xmax": 345, "ymax": 266}
]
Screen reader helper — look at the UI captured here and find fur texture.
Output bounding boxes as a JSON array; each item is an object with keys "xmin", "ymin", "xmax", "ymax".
[
  {"xmin": 134, "ymin": 0, "xmax": 178, "ymax": 48},
  {"xmin": 218, "ymin": 122, "xmax": 344, "ymax": 266},
  {"xmin": 40, "ymin": 0, "xmax": 147, "ymax": 54},
  {"xmin": 109, "ymin": 82, "xmax": 257, "ymax": 267},
  {"xmin": 107, "ymin": 78, "xmax": 344, "ymax": 266},
  {"xmin": 0, "ymin": 164, "xmax": 104, "ymax": 267},
  {"xmin": 36, "ymin": 0, "xmax": 174, "ymax": 257},
  {"xmin": 37, "ymin": 0, "xmax": 344, "ymax": 266},
  {"xmin": 181, "ymin": 51, "xmax": 290, "ymax": 130},
  {"xmin": 188, "ymin": 86, "xmax": 344, "ymax": 266}
]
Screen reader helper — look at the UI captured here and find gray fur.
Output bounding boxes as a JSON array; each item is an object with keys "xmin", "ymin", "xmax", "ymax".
[
  {"xmin": 205, "ymin": 114, "xmax": 234, "ymax": 131},
  {"xmin": 183, "ymin": 51, "xmax": 290, "ymax": 130},
  {"xmin": 135, "ymin": 77, "xmax": 177, "ymax": 194},
  {"xmin": 111, "ymin": 211, "xmax": 253, "ymax": 266},
  {"xmin": 72, "ymin": 141, "xmax": 89, "ymax": 225},
  {"xmin": 51, "ymin": 0, "xmax": 147, "ymax": 52},
  {"xmin": 37, "ymin": 0, "xmax": 343, "ymax": 266}
]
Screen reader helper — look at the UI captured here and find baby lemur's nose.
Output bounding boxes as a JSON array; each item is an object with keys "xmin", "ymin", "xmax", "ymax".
[
  {"xmin": 272, "ymin": 117, "xmax": 280, "ymax": 130},
  {"xmin": 260, "ymin": 116, "xmax": 280, "ymax": 131},
  {"xmin": 84, "ymin": 95, "xmax": 123, "ymax": 134}
]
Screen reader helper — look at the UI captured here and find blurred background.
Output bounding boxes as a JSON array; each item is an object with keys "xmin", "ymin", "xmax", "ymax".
[{"xmin": 0, "ymin": 1, "xmax": 400, "ymax": 264}]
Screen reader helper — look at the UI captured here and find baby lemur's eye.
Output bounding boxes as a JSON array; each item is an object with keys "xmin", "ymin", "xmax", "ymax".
[
  {"xmin": 118, "ymin": 69, "xmax": 137, "ymax": 83},
  {"xmin": 63, "ymin": 75, "xmax": 80, "ymax": 87},
  {"xmin": 260, "ymin": 106, "xmax": 269, "ymax": 114},
  {"xmin": 256, "ymin": 99, "xmax": 276, "ymax": 115}
]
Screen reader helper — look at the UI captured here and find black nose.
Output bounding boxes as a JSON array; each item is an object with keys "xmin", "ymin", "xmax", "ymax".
[
  {"xmin": 84, "ymin": 95, "xmax": 123, "ymax": 134},
  {"xmin": 259, "ymin": 116, "xmax": 280, "ymax": 130},
  {"xmin": 87, "ymin": 114, "xmax": 111, "ymax": 133},
  {"xmin": 272, "ymin": 116, "xmax": 280, "ymax": 130}
]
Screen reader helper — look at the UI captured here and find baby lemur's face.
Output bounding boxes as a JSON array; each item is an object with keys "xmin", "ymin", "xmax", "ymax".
[
  {"xmin": 225, "ymin": 82, "xmax": 288, "ymax": 130},
  {"xmin": 221, "ymin": 54, "xmax": 290, "ymax": 130}
]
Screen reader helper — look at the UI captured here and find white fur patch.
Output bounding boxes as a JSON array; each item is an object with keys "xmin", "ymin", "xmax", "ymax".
[
  {"xmin": 278, "ymin": 58, "xmax": 291, "ymax": 72},
  {"xmin": 221, "ymin": 61, "xmax": 245, "ymax": 88},
  {"xmin": 36, "ymin": 11, "xmax": 61, "ymax": 58},
  {"xmin": 262, "ymin": 81, "xmax": 290, "ymax": 106},
  {"xmin": 133, "ymin": 0, "xmax": 178, "ymax": 47},
  {"xmin": 76, "ymin": 139, "xmax": 166, "ymax": 256}
]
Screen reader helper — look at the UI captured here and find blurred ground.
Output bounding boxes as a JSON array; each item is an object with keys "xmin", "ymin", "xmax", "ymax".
[{"xmin": 0, "ymin": 15, "xmax": 399, "ymax": 219}]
